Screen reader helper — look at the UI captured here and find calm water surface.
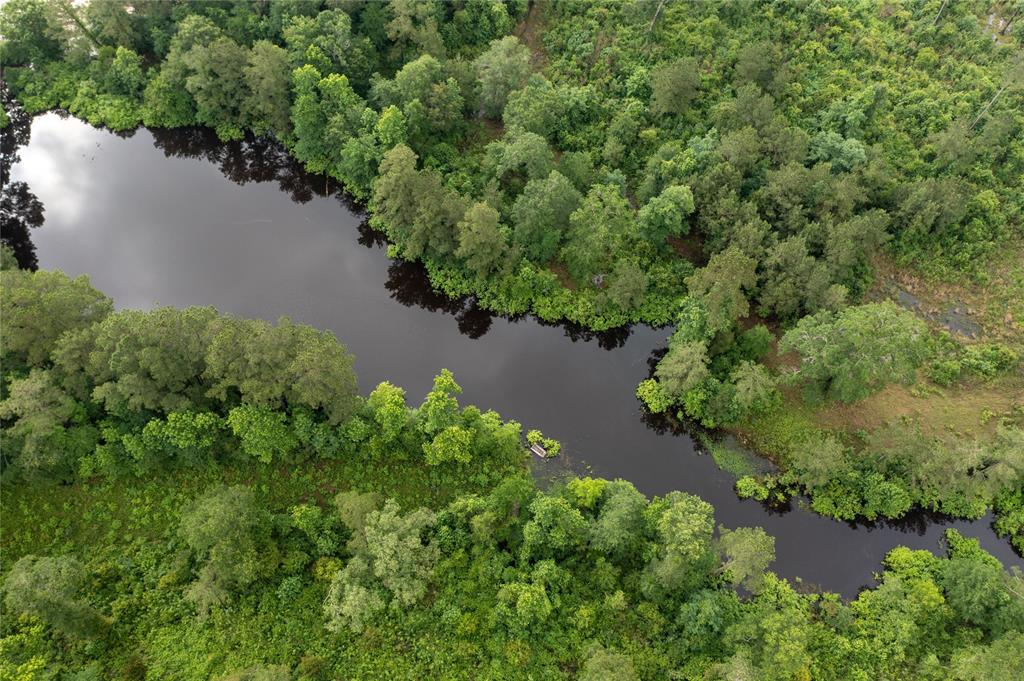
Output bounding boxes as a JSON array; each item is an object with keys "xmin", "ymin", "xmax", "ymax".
[{"xmin": 8, "ymin": 114, "xmax": 1021, "ymax": 595}]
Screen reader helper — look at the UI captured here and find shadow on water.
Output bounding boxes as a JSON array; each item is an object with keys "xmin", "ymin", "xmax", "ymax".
[
  {"xmin": 148, "ymin": 126, "xmax": 365, "ymax": 212},
  {"xmin": 1, "ymin": 85, "xmax": 44, "ymax": 270},
  {"xmin": 147, "ymin": 122, "xmax": 642, "ymax": 350}
]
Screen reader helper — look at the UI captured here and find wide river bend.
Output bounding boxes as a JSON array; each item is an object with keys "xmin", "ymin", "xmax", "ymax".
[{"xmin": 9, "ymin": 114, "xmax": 1021, "ymax": 595}]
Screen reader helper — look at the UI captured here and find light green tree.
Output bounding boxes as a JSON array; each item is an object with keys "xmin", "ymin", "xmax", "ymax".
[
  {"xmin": 685, "ymin": 246, "xmax": 757, "ymax": 335},
  {"xmin": 178, "ymin": 485, "xmax": 277, "ymax": 617},
  {"xmin": 0, "ymin": 269, "xmax": 111, "ymax": 367},
  {"xmin": 511, "ymin": 170, "xmax": 580, "ymax": 262},
  {"xmin": 717, "ymin": 526, "xmax": 776, "ymax": 592},
  {"xmin": 780, "ymin": 302, "xmax": 931, "ymax": 403},
  {"xmin": 4, "ymin": 555, "xmax": 106, "ymax": 639},
  {"xmin": 474, "ymin": 36, "xmax": 531, "ymax": 118},
  {"xmin": 650, "ymin": 57, "xmax": 700, "ymax": 116},
  {"xmin": 456, "ymin": 201, "xmax": 507, "ymax": 278}
]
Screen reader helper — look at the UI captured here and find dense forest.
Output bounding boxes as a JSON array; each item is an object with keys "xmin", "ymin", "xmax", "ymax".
[
  {"xmin": 2, "ymin": 259, "xmax": 1023, "ymax": 679},
  {"xmin": 2, "ymin": 0, "xmax": 1024, "ymax": 678}
]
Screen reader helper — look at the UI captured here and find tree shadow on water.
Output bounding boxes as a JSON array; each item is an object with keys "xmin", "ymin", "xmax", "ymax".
[
  {"xmin": 1, "ymin": 84, "xmax": 44, "ymax": 270},
  {"xmin": 148, "ymin": 127, "xmax": 363, "ymax": 210}
]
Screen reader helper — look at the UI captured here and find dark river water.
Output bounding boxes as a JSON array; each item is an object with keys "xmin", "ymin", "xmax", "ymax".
[{"xmin": 7, "ymin": 113, "xmax": 1021, "ymax": 595}]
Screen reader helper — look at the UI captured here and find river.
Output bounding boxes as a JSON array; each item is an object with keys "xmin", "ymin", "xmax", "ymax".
[{"xmin": 7, "ymin": 113, "xmax": 1021, "ymax": 595}]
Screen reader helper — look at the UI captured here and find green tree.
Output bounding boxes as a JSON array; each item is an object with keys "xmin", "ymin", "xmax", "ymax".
[
  {"xmin": 605, "ymin": 260, "xmax": 648, "ymax": 311},
  {"xmin": 226, "ymin": 404, "xmax": 298, "ymax": 465},
  {"xmin": 562, "ymin": 184, "xmax": 632, "ymax": 284},
  {"xmin": 780, "ymin": 302, "xmax": 931, "ymax": 403},
  {"xmin": 456, "ymin": 201, "xmax": 507, "ymax": 278},
  {"xmin": 423, "ymin": 425, "xmax": 473, "ymax": 466},
  {"xmin": 685, "ymin": 247, "xmax": 757, "ymax": 335},
  {"xmin": 645, "ymin": 491, "xmax": 716, "ymax": 597},
  {"xmin": 637, "ymin": 184, "xmax": 695, "ymax": 246},
  {"xmin": 503, "ymin": 74, "xmax": 567, "ymax": 139},
  {"xmin": 0, "ymin": 370, "xmax": 94, "ymax": 481},
  {"xmin": 494, "ymin": 580, "xmax": 553, "ymax": 632},
  {"xmin": 291, "ymin": 64, "xmax": 331, "ymax": 173},
  {"xmin": 367, "ymin": 381, "xmax": 409, "ymax": 445},
  {"xmin": 386, "ymin": 0, "xmax": 445, "ymax": 62},
  {"xmin": 485, "ymin": 126, "xmax": 554, "ymax": 190},
  {"xmin": 579, "ymin": 645, "xmax": 638, "ymax": 681},
  {"xmin": 590, "ymin": 480, "xmax": 647, "ymax": 565},
  {"xmin": 418, "ymin": 369, "xmax": 462, "ymax": 436},
  {"xmin": 734, "ymin": 42, "xmax": 779, "ymax": 92},
  {"xmin": 510, "ymin": 170, "xmax": 580, "ymax": 262},
  {"xmin": 121, "ymin": 411, "xmax": 225, "ymax": 471},
  {"xmin": 323, "ymin": 555, "xmax": 385, "ymax": 633},
  {"xmin": 758, "ymin": 235, "xmax": 835, "ymax": 322},
  {"xmin": 182, "ymin": 36, "xmax": 250, "ymax": 139},
  {"xmin": 4, "ymin": 555, "xmax": 106, "ymax": 639},
  {"xmin": 952, "ymin": 632, "xmax": 1024, "ymax": 681},
  {"xmin": 521, "ymin": 495, "xmax": 588, "ymax": 562},
  {"xmin": 363, "ymin": 500, "xmax": 439, "ymax": 607},
  {"xmin": 205, "ymin": 316, "xmax": 359, "ymax": 424},
  {"xmin": 372, "ymin": 144, "xmax": 466, "ymax": 259},
  {"xmin": 650, "ymin": 57, "xmax": 700, "ymax": 116},
  {"xmin": 824, "ymin": 210, "xmax": 890, "ymax": 293},
  {"xmin": 407, "ymin": 169, "xmax": 467, "ymax": 258},
  {"xmin": 143, "ymin": 64, "xmax": 197, "ymax": 128},
  {"xmin": 941, "ymin": 557, "xmax": 1024, "ymax": 637},
  {"xmin": 243, "ymin": 41, "xmax": 293, "ymax": 139},
  {"xmin": 85, "ymin": 0, "xmax": 138, "ymax": 49},
  {"xmin": 375, "ymin": 105, "xmax": 408, "ymax": 149},
  {"xmin": 446, "ymin": 0, "xmax": 514, "ymax": 50},
  {"xmin": 717, "ymin": 526, "xmax": 776, "ymax": 592},
  {"xmin": 0, "ymin": 0, "xmax": 66, "ymax": 66},
  {"xmin": 290, "ymin": 504, "xmax": 344, "ymax": 558},
  {"xmin": 787, "ymin": 432, "xmax": 851, "ymax": 489},
  {"xmin": 473, "ymin": 36, "xmax": 531, "ymax": 118},
  {"xmin": 105, "ymin": 46, "xmax": 145, "ymax": 97},
  {"xmin": 178, "ymin": 485, "xmax": 277, "ymax": 617},
  {"xmin": 282, "ymin": 9, "xmax": 361, "ymax": 79},
  {"xmin": 1, "ymin": 269, "xmax": 112, "ymax": 367},
  {"xmin": 335, "ymin": 490, "xmax": 383, "ymax": 552},
  {"xmin": 656, "ymin": 339, "xmax": 710, "ymax": 400},
  {"xmin": 729, "ymin": 361, "xmax": 778, "ymax": 419},
  {"xmin": 54, "ymin": 306, "xmax": 218, "ymax": 414}
]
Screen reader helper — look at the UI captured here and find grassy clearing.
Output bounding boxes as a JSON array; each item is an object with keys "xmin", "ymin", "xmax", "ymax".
[{"xmin": 735, "ymin": 241, "xmax": 1024, "ymax": 466}]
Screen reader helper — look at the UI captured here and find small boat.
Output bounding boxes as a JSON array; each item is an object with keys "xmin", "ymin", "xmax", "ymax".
[{"xmin": 529, "ymin": 443, "xmax": 548, "ymax": 458}]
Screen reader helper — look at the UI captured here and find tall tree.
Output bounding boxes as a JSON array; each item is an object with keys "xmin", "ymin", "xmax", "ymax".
[
  {"xmin": 178, "ymin": 485, "xmax": 278, "ymax": 617},
  {"xmin": 510, "ymin": 170, "xmax": 581, "ymax": 262},
  {"xmin": 0, "ymin": 0, "xmax": 66, "ymax": 66},
  {"xmin": 205, "ymin": 316, "xmax": 360, "ymax": 425},
  {"xmin": 182, "ymin": 36, "xmax": 251, "ymax": 139},
  {"xmin": 473, "ymin": 36, "xmax": 531, "ymax": 118},
  {"xmin": 650, "ymin": 57, "xmax": 700, "ymax": 116},
  {"xmin": 243, "ymin": 41, "xmax": 293, "ymax": 140},
  {"xmin": 638, "ymin": 184, "xmax": 695, "ymax": 246},
  {"xmin": 780, "ymin": 302, "xmax": 931, "ymax": 403},
  {"xmin": 717, "ymin": 526, "xmax": 776, "ymax": 592},
  {"xmin": 656, "ymin": 339, "xmax": 710, "ymax": 399},
  {"xmin": 456, "ymin": 201, "xmax": 508, "ymax": 278},
  {"xmin": 4, "ymin": 555, "xmax": 106, "ymax": 638},
  {"xmin": 562, "ymin": 184, "xmax": 632, "ymax": 284},
  {"xmin": 0, "ymin": 269, "xmax": 112, "ymax": 367},
  {"xmin": 685, "ymin": 247, "xmax": 757, "ymax": 335}
]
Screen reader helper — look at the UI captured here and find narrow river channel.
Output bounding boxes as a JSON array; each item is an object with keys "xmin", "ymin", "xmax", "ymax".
[{"xmin": 9, "ymin": 113, "xmax": 1021, "ymax": 596}]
